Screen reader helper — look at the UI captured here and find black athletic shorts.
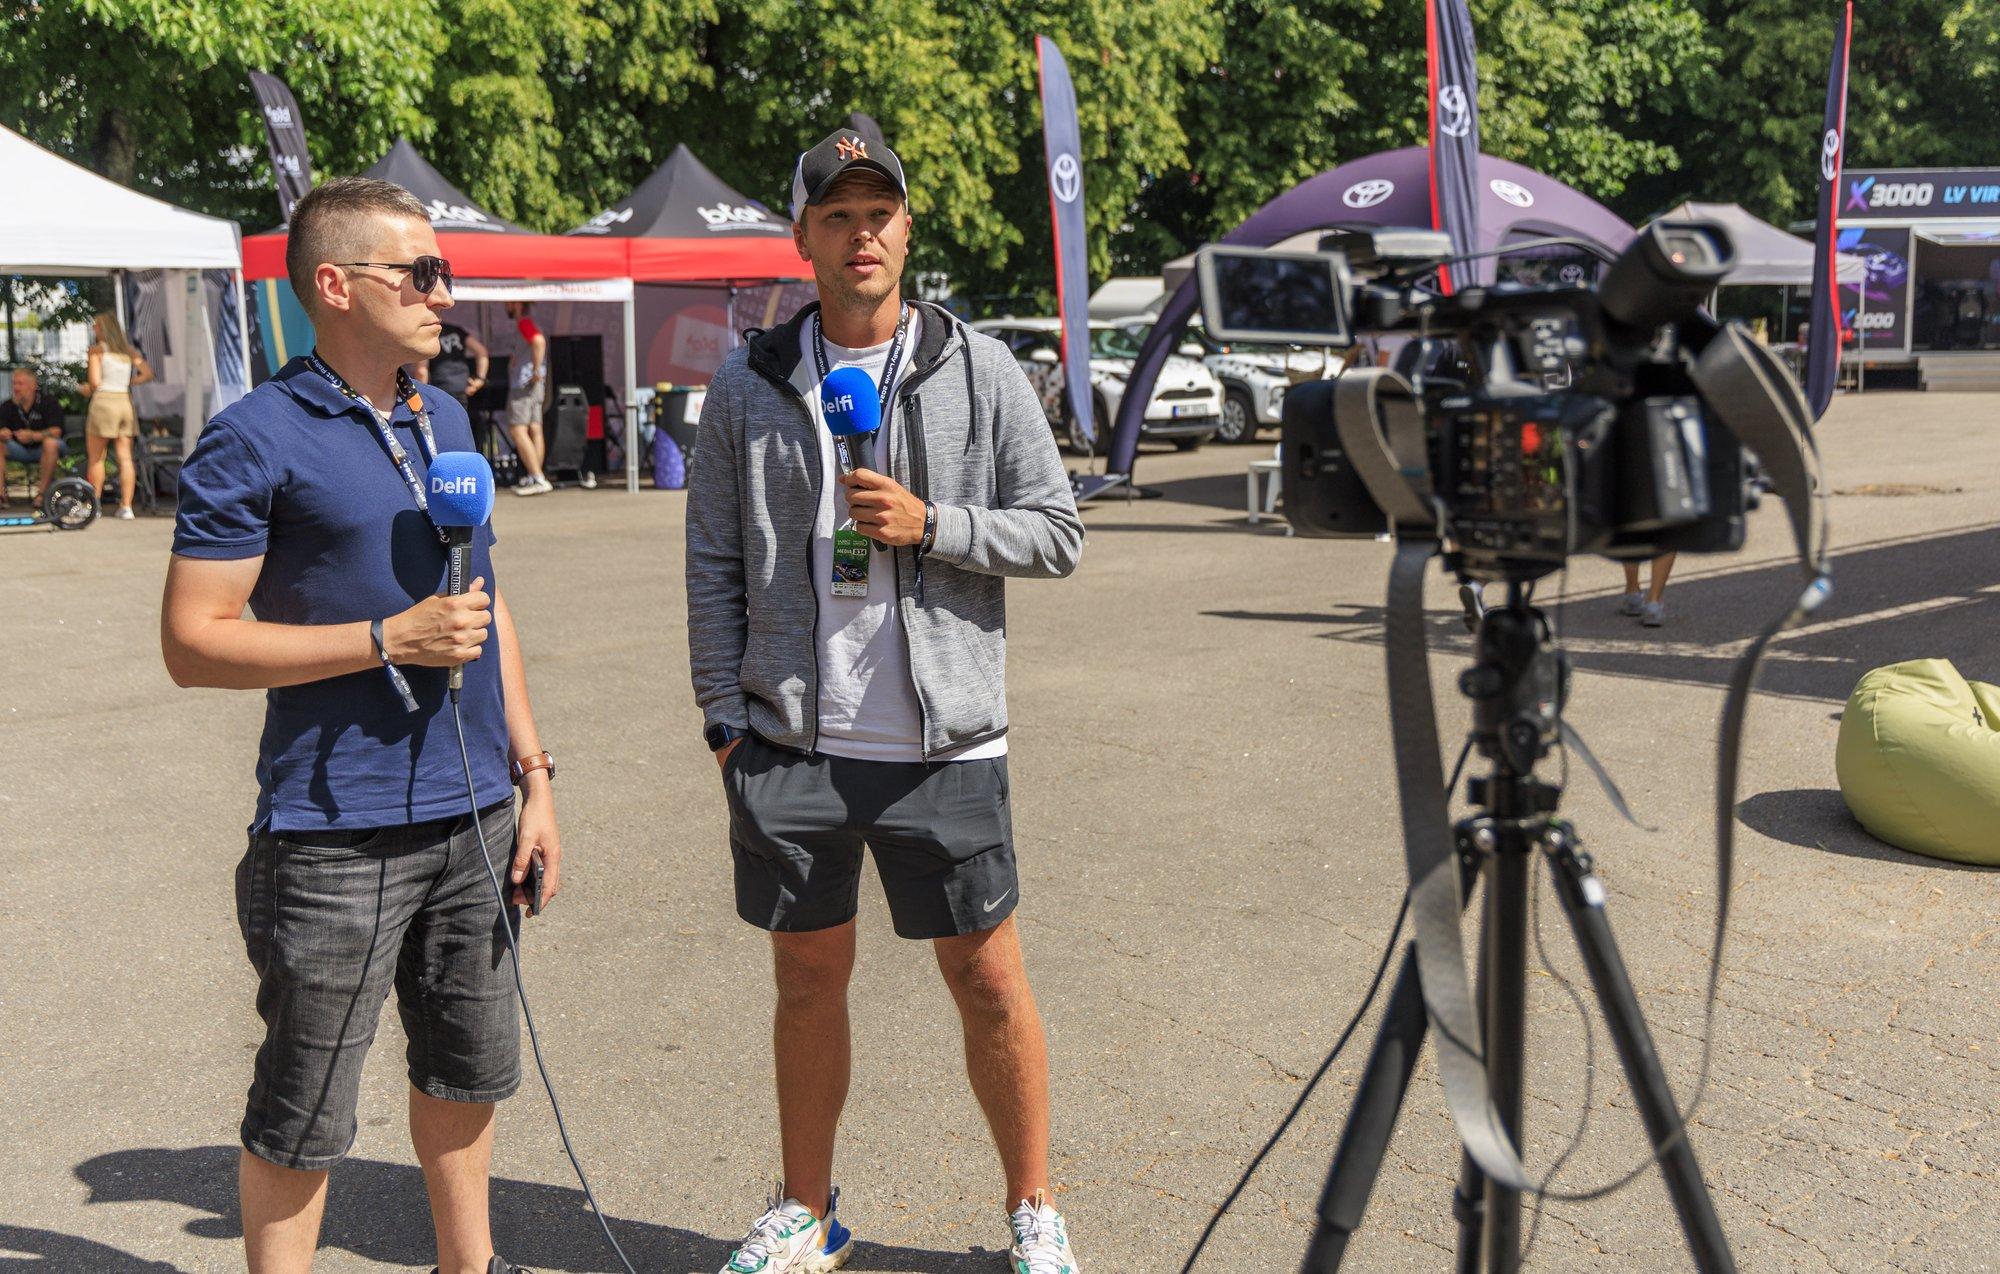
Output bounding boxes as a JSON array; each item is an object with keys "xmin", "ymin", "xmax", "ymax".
[{"xmin": 723, "ymin": 734, "xmax": 1019, "ymax": 939}]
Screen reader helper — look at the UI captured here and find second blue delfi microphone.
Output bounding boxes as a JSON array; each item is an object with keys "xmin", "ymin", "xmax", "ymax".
[
  {"xmin": 427, "ymin": 451, "xmax": 495, "ymax": 694},
  {"xmin": 821, "ymin": 365, "xmax": 881, "ymax": 475}
]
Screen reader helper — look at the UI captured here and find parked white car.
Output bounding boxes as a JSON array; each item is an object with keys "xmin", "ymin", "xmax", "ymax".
[
  {"xmin": 1167, "ymin": 321, "xmax": 1337, "ymax": 445},
  {"xmin": 973, "ymin": 316, "xmax": 1223, "ymax": 455}
]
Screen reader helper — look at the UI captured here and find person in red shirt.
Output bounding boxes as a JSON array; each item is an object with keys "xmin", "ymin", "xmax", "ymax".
[{"xmin": 503, "ymin": 303, "xmax": 550, "ymax": 495}]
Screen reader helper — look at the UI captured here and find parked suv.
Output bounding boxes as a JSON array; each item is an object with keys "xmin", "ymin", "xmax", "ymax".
[
  {"xmin": 1169, "ymin": 322, "xmax": 1338, "ymax": 445},
  {"xmin": 973, "ymin": 316, "xmax": 1223, "ymax": 455}
]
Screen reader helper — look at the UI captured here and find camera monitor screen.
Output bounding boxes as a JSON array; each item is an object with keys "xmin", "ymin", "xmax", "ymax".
[{"xmin": 1196, "ymin": 247, "xmax": 1353, "ymax": 348}]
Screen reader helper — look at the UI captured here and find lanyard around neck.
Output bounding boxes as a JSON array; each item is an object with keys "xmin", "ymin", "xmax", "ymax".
[
  {"xmin": 811, "ymin": 305, "xmax": 911, "ymax": 428},
  {"xmin": 305, "ymin": 352, "xmax": 447, "ymax": 546}
]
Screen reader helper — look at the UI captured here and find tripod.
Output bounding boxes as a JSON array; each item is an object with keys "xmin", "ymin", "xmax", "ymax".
[{"xmin": 1301, "ymin": 586, "xmax": 1735, "ymax": 1273}]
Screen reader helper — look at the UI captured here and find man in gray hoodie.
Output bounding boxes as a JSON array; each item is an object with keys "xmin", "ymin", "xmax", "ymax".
[{"xmin": 686, "ymin": 128, "xmax": 1085, "ymax": 1274}]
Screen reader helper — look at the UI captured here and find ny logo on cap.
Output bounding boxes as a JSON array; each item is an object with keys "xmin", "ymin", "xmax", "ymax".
[{"xmin": 836, "ymin": 136, "xmax": 868, "ymax": 160}]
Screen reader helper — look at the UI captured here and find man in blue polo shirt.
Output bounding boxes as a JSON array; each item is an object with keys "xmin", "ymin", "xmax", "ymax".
[{"xmin": 162, "ymin": 177, "xmax": 561, "ymax": 1274}]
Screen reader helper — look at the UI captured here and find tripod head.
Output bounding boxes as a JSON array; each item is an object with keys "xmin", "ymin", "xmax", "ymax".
[{"xmin": 1457, "ymin": 586, "xmax": 1566, "ymax": 817}]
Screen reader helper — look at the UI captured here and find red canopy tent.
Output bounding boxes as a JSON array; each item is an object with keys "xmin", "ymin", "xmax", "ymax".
[{"xmin": 243, "ymin": 139, "xmax": 811, "ymax": 489}]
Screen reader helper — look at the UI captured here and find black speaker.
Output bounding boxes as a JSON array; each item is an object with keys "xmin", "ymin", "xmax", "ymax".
[
  {"xmin": 546, "ymin": 386, "xmax": 590, "ymax": 474},
  {"xmin": 548, "ymin": 335, "xmax": 606, "ymax": 402},
  {"xmin": 1280, "ymin": 378, "xmax": 1391, "ymax": 538}
]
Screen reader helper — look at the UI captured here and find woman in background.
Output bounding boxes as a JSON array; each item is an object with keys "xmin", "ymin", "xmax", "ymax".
[{"xmin": 82, "ymin": 311, "xmax": 154, "ymax": 519}]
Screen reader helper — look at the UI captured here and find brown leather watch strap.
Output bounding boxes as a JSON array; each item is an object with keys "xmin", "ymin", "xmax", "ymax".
[{"xmin": 510, "ymin": 751, "xmax": 555, "ymax": 786}]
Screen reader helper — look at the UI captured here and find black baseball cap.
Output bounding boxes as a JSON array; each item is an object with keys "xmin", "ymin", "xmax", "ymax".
[{"xmin": 790, "ymin": 128, "xmax": 907, "ymax": 222}]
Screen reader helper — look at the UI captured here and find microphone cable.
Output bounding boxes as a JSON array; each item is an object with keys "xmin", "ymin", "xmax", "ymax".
[{"xmin": 451, "ymin": 691, "xmax": 639, "ymax": 1274}]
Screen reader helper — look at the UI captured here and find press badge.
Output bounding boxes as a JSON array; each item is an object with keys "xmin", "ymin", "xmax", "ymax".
[{"xmin": 832, "ymin": 521, "xmax": 872, "ymax": 597}]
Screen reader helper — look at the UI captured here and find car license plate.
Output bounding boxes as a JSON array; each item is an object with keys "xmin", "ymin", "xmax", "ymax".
[{"xmin": 1171, "ymin": 404, "xmax": 1202, "ymax": 419}]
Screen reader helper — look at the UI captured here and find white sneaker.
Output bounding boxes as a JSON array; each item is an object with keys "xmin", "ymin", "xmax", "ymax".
[
  {"xmin": 1618, "ymin": 590, "xmax": 1643, "ymax": 617},
  {"xmin": 535, "ymin": 475, "xmax": 555, "ymax": 494},
  {"xmin": 1009, "ymin": 1192, "xmax": 1080, "ymax": 1274},
  {"xmin": 115, "ymin": 506, "xmax": 135, "ymax": 520},
  {"xmin": 718, "ymin": 1187, "xmax": 852, "ymax": 1273},
  {"xmin": 1642, "ymin": 600, "xmax": 1666, "ymax": 627},
  {"xmin": 579, "ymin": 470, "xmax": 598, "ymax": 489},
  {"xmin": 516, "ymin": 476, "xmax": 549, "ymax": 497}
]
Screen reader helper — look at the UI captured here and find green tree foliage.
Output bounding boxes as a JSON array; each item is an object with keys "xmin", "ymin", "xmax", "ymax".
[
  {"xmin": 3, "ymin": 1, "xmax": 1996, "ymax": 314},
  {"xmin": 0, "ymin": 0, "xmax": 436, "ymax": 224},
  {"xmin": 1634, "ymin": 0, "xmax": 2000, "ymax": 226}
]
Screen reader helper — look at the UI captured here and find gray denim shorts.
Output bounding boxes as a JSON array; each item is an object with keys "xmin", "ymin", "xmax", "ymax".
[
  {"xmin": 235, "ymin": 801, "xmax": 521, "ymax": 1170},
  {"xmin": 505, "ymin": 386, "xmax": 545, "ymax": 428},
  {"xmin": 724, "ymin": 734, "xmax": 1018, "ymax": 939}
]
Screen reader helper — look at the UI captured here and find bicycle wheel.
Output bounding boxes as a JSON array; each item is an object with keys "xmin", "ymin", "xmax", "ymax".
[{"xmin": 44, "ymin": 477, "xmax": 100, "ymax": 530}]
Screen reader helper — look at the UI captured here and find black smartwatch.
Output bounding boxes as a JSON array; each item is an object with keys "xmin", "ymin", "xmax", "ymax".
[{"xmin": 705, "ymin": 722, "xmax": 744, "ymax": 753}]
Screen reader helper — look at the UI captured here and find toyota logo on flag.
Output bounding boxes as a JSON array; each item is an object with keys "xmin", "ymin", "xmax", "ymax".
[
  {"xmin": 1821, "ymin": 128, "xmax": 1841, "ymax": 183},
  {"xmin": 1489, "ymin": 178, "xmax": 1535, "ymax": 208},
  {"xmin": 1051, "ymin": 153, "xmax": 1081, "ymax": 204},
  {"xmin": 1343, "ymin": 179, "xmax": 1394, "ymax": 209},
  {"xmin": 1438, "ymin": 86, "xmax": 1472, "ymax": 139}
]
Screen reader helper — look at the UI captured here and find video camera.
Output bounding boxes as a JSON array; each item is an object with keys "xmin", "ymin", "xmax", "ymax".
[{"xmin": 1197, "ymin": 222, "xmax": 1812, "ymax": 583}]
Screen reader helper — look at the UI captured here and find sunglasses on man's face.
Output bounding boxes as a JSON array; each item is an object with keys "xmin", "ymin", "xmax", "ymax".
[{"xmin": 339, "ymin": 255, "xmax": 455, "ymax": 296}]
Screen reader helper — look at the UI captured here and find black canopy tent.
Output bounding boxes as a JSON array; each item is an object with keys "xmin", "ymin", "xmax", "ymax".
[{"xmin": 568, "ymin": 144, "xmax": 813, "ymax": 486}]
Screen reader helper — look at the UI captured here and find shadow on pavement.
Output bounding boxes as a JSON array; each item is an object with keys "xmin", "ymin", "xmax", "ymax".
[
  {"xmin": 1736, "ymin": 788, "xmax": 1999, "ymax": 872},
  {"xmin": 0, "ymin": 1223, "xmax": 183, "ymax": 1271},
  {"xmin": 1131, "ymin": 470, "xmax": 1253, "ymax": 514},
  {"xmin": 75, "ymin": 1147, "xmax": 996, "ymax": 1274},
  {"xmin": 1204, "ymin": 521, "xmax": 2000, "ymax": 703}
]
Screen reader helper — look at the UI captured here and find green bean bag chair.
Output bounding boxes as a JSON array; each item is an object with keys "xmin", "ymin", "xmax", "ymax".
[{"xmin": 1835, "ymin": 659, "xmax": 2000, "ymax": 866}]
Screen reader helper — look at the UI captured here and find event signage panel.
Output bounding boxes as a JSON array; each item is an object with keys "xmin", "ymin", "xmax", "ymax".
[
  {"xmin": 1805, "ymin": 0, "xmax": 1852, "ymax": 418},
  {"xmin": 1426, "ymin": 0, "xmax": 1482, "ymax": 290},
  {"xmin": 249, "ymin": 70, "xmax": 313, "ymax": 222},
  {"xmin": 1843, "ymin": 169, "xmax": 2000, "ymax": 221},
  {"xmin": 1035, "ymin": 36, "xmax": 1094, "ymax": 452},
  {"xmin": 1837, "ymin": 225, "xmax": 1913, "ymax": 354}
]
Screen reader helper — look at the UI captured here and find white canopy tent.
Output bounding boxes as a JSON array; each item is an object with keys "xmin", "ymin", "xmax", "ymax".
[{"xmin": 0, "ymin": 124, "xmax": 248, "ymax": 453}]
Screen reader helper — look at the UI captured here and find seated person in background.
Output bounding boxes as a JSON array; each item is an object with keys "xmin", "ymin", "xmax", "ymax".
[{"xmin": 1, "ymin": 366, "xmax": 69, "ymax": 507}]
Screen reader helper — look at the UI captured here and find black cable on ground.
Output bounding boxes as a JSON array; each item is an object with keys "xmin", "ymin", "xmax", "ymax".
[
  {"xmin": 454, "ymin": 702, "xmax": 639, "ymax": 1274},
  {"xmin": 1180, "ymin": 736, "xmax": 1476, "ymax": 1273}
]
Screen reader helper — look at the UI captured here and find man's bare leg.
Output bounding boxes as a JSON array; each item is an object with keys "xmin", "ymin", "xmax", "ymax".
[
  {"xmin": 934, "ymin": 917, "xmax": 1050, "ymax": 1206},
  {"xmin": 36, "ymin": 436, "xmax": 59, "ymax": 501},
  {"xmin": 772, "ymin": 920, "xmax": 857, "ymax": 1218},
  {"xmin": 240, "ymin": 1151, "xmax": 329, "ymax": 1274},
  {"xmin": 410, "ymin": 1086, "xmax": 497, "ymax": 1274}
]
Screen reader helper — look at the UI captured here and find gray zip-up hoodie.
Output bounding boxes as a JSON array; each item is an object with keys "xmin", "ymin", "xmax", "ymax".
[{"xmin": 686, "ymin": 301, "xmax": 1083, "ymax": 759}]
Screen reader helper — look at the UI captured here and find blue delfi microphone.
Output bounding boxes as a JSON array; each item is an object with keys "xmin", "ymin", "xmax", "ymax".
[
  {"xmin": 427, "ymin": 451, "xmax": 494, "ymax": 694},
  {"xmin": 821, "ymin": 366, "xmax": 881, "ymax": 475}
]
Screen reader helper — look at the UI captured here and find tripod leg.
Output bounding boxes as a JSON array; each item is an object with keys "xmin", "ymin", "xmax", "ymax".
[
  {"xmin": 1545, "ymin": 840, "xmax": 1737, "ymax": 1274},
  {"xmin": 1481, "ymin": 845, "xmax": 1530, "ymax": 1274},
  {"xmin": 1300, "ymin": 948, "xmax": 1428, "ymax": 1274},
  {"xmin": 1453, "ymin": 858, "xmax": 1493, "ymax": 1274}
]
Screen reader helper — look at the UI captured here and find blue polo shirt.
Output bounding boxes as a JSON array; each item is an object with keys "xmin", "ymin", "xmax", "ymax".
[{"xmin": 173, "ymin": 356, "xmax": 511, "ymax": 833}]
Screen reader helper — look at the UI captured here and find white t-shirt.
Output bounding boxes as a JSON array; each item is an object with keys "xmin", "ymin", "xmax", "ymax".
[{"xmin": 801, "ymin": 312, "xmax": 1006, "ymax": 763}]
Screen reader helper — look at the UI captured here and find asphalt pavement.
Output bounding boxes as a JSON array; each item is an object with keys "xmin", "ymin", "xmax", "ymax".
[{"xmin": 3, "ymin": 389, "xmax": 1997, "ymax": 1272}]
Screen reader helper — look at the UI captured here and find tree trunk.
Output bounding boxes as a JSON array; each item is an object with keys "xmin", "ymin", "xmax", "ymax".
[{"xmin": 95, "ymin": 106, "xmax": 137, "ymax": 187}]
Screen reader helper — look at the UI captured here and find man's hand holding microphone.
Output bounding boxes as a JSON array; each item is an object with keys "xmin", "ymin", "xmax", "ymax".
[{"xmin": 381, "ymin": 577, "xmax": 491, "ymax": 666}]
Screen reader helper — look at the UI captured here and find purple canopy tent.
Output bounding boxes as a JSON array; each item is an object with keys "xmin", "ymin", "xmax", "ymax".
[{"xmin": 1080, "ymin": 148, "xmax": 1635, "ymax": 502}]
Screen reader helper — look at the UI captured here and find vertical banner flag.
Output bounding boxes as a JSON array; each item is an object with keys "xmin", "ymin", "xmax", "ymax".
[
  {"xmin": 1426, "ymin": 0, "xmax": 1481, "ymax": 292},
  {"xmin": 1805, "ymin": 0, "xmax": 1854, "ymax": 420},
  {"xmin": 1035, "ymin": 36, "xmax": 1093, "ymax": 449},
  {"xmin": 249, "ymin": 70, "xmax": 314, "ymax": 222}
]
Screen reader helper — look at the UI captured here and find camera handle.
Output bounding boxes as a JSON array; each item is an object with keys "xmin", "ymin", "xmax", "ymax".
[{"xmin": 1301, "ymin": 563, "xmax": 1736, "ymax": 1273}]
